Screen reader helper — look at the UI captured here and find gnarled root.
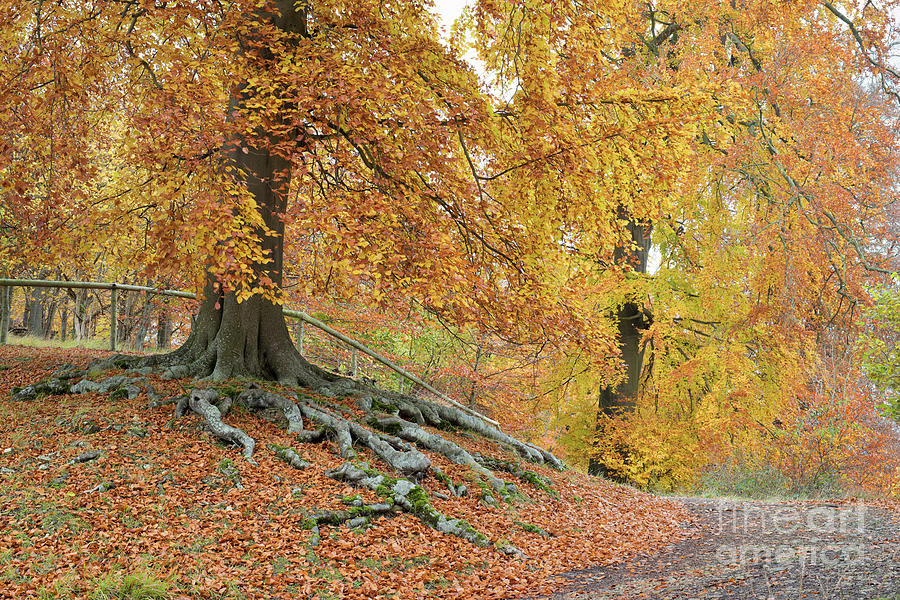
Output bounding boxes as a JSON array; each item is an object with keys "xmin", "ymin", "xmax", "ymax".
[
  {"xmin": 269, "ymin": 443, "xmax": 310, "ymax": 469},
  {"xmin": 367, "ymin": 392, "xmax": 564, "ymax": 469},
  {"xmin": 306, "ymin": 503, "xmax": 400, "ymax": 528},
  {"xmin": 187, "ymin": 389, "xmax": 256, "ymax": 462},
  {"xmin": 324, "ymin": 462, "xmax": 489, "ymax": 546},
  {"xmin": 239, "ymin": 387, "xmax": 304, "ymax": 433},
  {"xmin": 299, "ymin": 398, "xmax": 431, "ymax": 478},
  {"xmin": 371, "ymin": 414, "xmax": 513, "ymax": 498}
]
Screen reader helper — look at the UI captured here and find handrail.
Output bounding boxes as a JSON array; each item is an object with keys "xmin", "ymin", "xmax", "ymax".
[
  {"xmin": 0, "ymin": 278, "xmax": 195, "ymax": 298},
  {"xmin": 283, "ymin": 308, "xmax": 500, "ymax": 426},
  {"xmin": 0, "ymin": 278, "xmax": 499, "ymax": 427}
]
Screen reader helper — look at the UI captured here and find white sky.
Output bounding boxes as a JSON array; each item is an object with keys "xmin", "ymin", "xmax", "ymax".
[{"xmin": 432, "ymin": 0, "xmax": 471, "ymax": 36}]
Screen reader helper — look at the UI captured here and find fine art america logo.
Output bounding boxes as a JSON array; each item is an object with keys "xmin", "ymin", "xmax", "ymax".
[{"xmin": 713, "ymin": 501, "xmax": 867, "ymax": 567}]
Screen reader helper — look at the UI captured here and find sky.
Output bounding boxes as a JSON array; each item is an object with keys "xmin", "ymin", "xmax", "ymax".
[{"xmin": 432, "ymin": 0, "xmax": 470, "ymax": 35}]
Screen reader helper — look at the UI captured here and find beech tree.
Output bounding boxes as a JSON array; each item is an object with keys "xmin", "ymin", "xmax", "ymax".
[
  {"xmin": 2, "ymin": 0, "xmax": 899, "ymax": 496},
  {"xmin": 573, "ymin": 1, "xmax": 900, "ymax": 483},
  {"xmin": 0, "ymin": 0, "xmax": 701, "ymax": 380}
]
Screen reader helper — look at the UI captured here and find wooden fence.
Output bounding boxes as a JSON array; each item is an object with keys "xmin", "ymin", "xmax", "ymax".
[{"xmin": 0, "ymin": 278, "xmax": 497, "ymax": 426}]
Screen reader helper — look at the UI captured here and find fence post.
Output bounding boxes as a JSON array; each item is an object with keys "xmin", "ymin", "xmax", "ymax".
[
  {"xmin": 110, "ymin": 285, "xmax": 117, "ymax": 352},
  {"xmin": 0, "ymin": 286, "xmax": 8, "ymax": 345},
  {"xmin": 351, "ymin": 348, "xmax": 358, "ymax": 378}
]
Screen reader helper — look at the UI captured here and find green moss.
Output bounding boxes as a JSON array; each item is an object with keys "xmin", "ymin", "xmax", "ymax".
[
  {"xmin": 370, "ymin": 398, "xmax": 397, "ymax": 413},
  {"xmin": 480, "ymin": 456, "xmax": 558, "ymax": 499},
  {"xmin": 455, "ymin": 519, "xmax": 489, "ymax": 547},
  {"xmin": 356, "ymin": 462, "xmax": 386, "ymax": 478},
  {"xmin": 108, "ymin": 388, "xmax": 128, "ymax": 400},
  {"xmin": 217, "ymin": 458, "xmax": 240, "ymax": 485},
  {"xmin": 371, "ymin": 470, "xmax": 398, "ymax": 498},
  {"xmin": 432, "ymin": 467, "xmax": 452, "ymax": 486},
  {"xmin": 520, "ymin": 470, "xmax": 558, "ymax": 499},
  {"xmin": 347, "ymin": 506, "xmax": 373, "ymax": 518},
  {"xmin": 406, "ymin": 486, "xmax": 428, "ymax": 510},
  {"xmin": 472, "ymin": 476, "xmax": 506, "ymax": 504},
  {"xmin": 513, "ymin": 520, "xmax": 549, "ymax": 537},
  {"xmin": 368, "ymin": 416, "xmax": 402, "ymax": 435},
  {"xmin": 405, "ymin": 485, "xmax": 441, "ymax": 526}
]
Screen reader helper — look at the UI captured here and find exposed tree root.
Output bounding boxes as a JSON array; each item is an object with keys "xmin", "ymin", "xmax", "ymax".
[
  {"xmin": 370, "ymin": 413, "xmax": 513, "ymax": 498},
  {"xmin": 324, "ymin": 462, "xmax": 490, "ymax": 546},
  {"xmin": 11, "ymin": 356, "xmax": 564, "ymax": 550},
  {"xmin": 268, "ymin": 443, "xmax": 310, "ymax": 469},
  {"xmin": 295, "ymin": 428, "xmax": 327, "ymax": 444},
  {"xmin": 240, "ymin": 387, "xmax": 304, "ymax": 433},
  {"xmin": 363, "ymin": 393, "xmax": 564, "ymax": 469},
  {"xmin": 188, "ymin": 389, "xmax": 256, "ymax": 462},
  {"xmin": 477, "ymin": 456, "xmax": 559, "ymax": 499},
  {"xmin": 305, "ymin": 502, "xmax": 399, "ymax": 528}
]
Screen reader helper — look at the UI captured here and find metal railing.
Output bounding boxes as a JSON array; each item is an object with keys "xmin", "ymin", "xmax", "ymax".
[{"xmin": 0, "ymin": 278, "xmax": 498, "ymax": 427}]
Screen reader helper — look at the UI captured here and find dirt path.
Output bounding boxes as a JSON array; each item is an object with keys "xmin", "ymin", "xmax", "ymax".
[{"xmin": 548, "ymin": 497, "xmax": 900, "ymax": 600}]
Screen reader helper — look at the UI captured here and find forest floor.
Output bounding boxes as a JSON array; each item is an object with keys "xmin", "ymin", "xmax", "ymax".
[
  {"xmin": 550, "ymin": 496, "xmax": 900, "ymax": 599},
  {"xmin": 0, "ymin": 346, "xmax": 690, "ymax": 600},
  {"xmin": 4, "ymin": 346, "xmax": 899, "ymax": 600}
]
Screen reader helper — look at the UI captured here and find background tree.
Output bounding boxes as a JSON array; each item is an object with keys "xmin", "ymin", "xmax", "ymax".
[{"xmin": 2, "ymin": 0, "xmax": 900, "ymax": 494}]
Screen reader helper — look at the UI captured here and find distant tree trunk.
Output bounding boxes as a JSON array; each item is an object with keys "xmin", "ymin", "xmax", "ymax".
[
  {"xmin": 60, "ymin": 304, "xmax": 68, "ymax": 342},
  {"xmin": 157, "ymin": 309, "xmax": 170, "ymax": 349},
  {"xmin": 132, "ymin": 292, "xmax": 153, "ymax": 351},
  {"xmin": 71, "ymin": 290, "xmax": 99, "ymax": 341},
  {"xmin": 43, "ymin": 297, "xmax": 56, "ymax": 337},
  {"xmin": 588, "ymin": 218, "xmax": 652, "ymax": 478},
  {"xmin": 467, "ymin": 343, "xmax": 483, "ymax": 407},
  {"xmin": 25, "ymin": 288, "xmax": 44, "ymax": 337}
]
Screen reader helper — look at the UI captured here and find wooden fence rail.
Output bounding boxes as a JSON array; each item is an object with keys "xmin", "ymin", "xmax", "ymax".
[{"xmin": 0, "ymin": 278, "xmax": 498, "ymax": 427}]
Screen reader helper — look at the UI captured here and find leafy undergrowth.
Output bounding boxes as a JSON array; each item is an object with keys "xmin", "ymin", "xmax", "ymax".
[{"xmin": 0, "ymin": 347, "xmax": 690, "ymax": 599}]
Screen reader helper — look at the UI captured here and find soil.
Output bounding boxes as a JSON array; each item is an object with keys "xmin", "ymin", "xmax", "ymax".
[{"xmin": 547, "ymin": 497, "xmax": 900, "ymax": 600}]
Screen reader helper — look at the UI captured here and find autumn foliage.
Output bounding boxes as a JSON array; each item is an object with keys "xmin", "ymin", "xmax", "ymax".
[{"xmin": 1, "ymin": 0, "xmax": 900, "ymax": 558}]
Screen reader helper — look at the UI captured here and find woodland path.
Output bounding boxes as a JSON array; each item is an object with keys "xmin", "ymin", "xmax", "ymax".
[{"xmin": 546, "ymin": 497, "xmax": 900, "ymax": 600}]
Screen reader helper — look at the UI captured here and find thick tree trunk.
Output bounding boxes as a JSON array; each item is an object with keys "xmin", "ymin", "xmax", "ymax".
[
  {"xmin": 589, "ymin": 218, "xmax": 652, "ymax": 478},
  {"xmin": 168, "ymin": 280, "xmax": 332, "ymax": 387},
  {"xmin": 150, "ymin": 0, "xmax": 334, "ymax": 386},
  {"xmin": 43, "ymin": 299, "xmax": 55, "ymax": 338}
]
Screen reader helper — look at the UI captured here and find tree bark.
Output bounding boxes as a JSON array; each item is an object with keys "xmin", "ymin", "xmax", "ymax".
[
  {"xmin": 589, "ymin": 218, "xmax": 652, "ymax": 478},
  {"xmin": 157, "ymin": 309, "xmax": 170, "ymax": 349},
  {"xmin": 25, "ymin": 289, "xmax": 42, "ymax": 337},
  {"xmin": 154, "ymin": 1, "xmax": 333, "ymax": 387}
]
